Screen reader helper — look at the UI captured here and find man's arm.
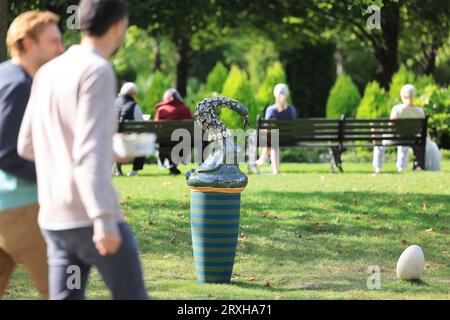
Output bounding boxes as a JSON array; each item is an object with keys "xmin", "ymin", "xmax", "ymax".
[
  {"xmin": 0, "ymin": 81, "xmax": 36, "ymax": 182},
  {"xmin": 133, "ymin": 104, "xmax": 144, "ymax": 121},
  {"xmin": 72, "ymin": 64, "xmax": 121, "ymax": 238}
]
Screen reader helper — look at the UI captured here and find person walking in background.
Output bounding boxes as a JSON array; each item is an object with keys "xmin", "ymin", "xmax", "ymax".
[
  {"xmin": 255, "ymin": 83, "xmax": 297, "ymax": 175},
  {"xmin": 0, "ymin": 11, "xmax": 64, "ymax": 299},
  {"xmin": 155, "ymin": 88, "xmax": 193, "ymax": 175},
  {"xmin": 373, "ymin": 84, "xmax": 426, "ymax": 173},
  {"xmin": 115, "ymin": 82, "xmax": 146, "ymax": 177},
  {"xmin": 18, "ymin": 0, "xmax": 148, "ymax": 300}
]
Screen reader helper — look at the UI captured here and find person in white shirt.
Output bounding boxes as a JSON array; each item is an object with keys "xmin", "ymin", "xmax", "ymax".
[{"xmin": 373, "ymin": 84, "xmax": 425, "ymax": 173}]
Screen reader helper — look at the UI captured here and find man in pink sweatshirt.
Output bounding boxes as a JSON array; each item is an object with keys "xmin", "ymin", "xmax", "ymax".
[{"xmin": 18, "ymin": 0, "xmax": 148, "ymax": 300}]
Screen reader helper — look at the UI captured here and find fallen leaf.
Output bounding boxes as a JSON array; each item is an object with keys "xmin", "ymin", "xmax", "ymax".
[
  {"xmin": 422, "ymin": 203, "xmax": 428, "ymax": 211},
  {"xmin": 261, "ymin": 210, "xmax": 269, "ymax": 217},
  {"xmin": 388, "ymin": 199, "xmax": 397, "ymax": 206},
  {"xmin": 275, "ymin": 294, "xmax": 282, "ymax": 300},
  {"xmin": 248, "ymin": 277, "xmax": 256, "ymax": 281},
  {"xmin": 265, "ymin": 281, "xmax": 272, "ymax": 288},
  {"xmin": 401, "ymin": 239, "xmax": 409, "ymax": 246},
  {"xmin": 425, "ymin": 228, "xmax": 433, "ymax": 232}
]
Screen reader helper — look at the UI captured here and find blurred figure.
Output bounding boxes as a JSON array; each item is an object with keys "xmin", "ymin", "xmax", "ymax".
[
  {"xmin": 255, "ymin": 83, "xmax": 297, "ymax": 175},
  {"xmin": 115, "ymin": 82, "xmax": 146, "ymax": 177},
  {"xmin": 373, "ymin": 84, "xmax": 425, "ymax": 173},
  {"xmin": 0, "ymin": 10, "xmax": 64, "ymax": 299},
  {"xmin": 155, "ymin": 88, "xmax": 193, "ymax": 175},
  {"xmin": 18, "ymin": 0, "xmax": 148, "ymax": 300}
]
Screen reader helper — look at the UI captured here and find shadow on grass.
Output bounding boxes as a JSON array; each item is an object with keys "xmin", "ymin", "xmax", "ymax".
[{"xmin": 121, "ymin": 190, "xmax": 449, "ymax": 268}]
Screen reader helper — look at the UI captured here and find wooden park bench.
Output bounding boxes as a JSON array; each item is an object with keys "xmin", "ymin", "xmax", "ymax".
[
  {"xmin": 118, "ymin": 120, "xmax": 202, "ymax": 163},
  {"xmin": 256, "ymin": 115, "xmax": 429, "ymax": 172}
]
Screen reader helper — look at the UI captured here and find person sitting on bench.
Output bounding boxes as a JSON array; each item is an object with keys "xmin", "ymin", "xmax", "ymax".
[
  {"xmin": 115, "ymin": 82, "xmax": 146, "ymax": 176},
  {"xmin": 255, "ymin": 83, "xmax": 297, "ymax": 175},
  {"xmin": 373, "ymin": 84, "xmax": 425, "ymax": 173},
  {"xmin": 155, "ymin": 88, "xmax": 193, "ymax": 175}
]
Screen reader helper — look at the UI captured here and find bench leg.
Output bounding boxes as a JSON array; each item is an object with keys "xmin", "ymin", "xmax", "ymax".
[
  {"xmin": 329, "ymin": 147, "xmax": 344, "ymax": 173},
  {"xmin": 412, "ymin": 144, "xmax": 426, "ymax": 170}
]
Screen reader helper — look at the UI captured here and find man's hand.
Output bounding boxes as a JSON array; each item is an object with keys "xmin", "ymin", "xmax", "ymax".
[{"xmin": 93, "ymin": 233, "xmax": 123, "ymax": 256}]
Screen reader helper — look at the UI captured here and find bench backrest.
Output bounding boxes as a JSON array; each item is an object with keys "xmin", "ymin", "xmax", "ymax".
[
  {"xmin": 342, "ymin": 118, "xmax": 427, "ymax": 147},
  {"xmin": 256, "ymin": 116, "xmax": 428, "ymax": 148},
  {"xmin": 257, "ymin": 117, "xmax": 342, "ymax": 147},
  {"xmin": 118, "ymin": 120, "xmax": 200, "ymax": 146}
]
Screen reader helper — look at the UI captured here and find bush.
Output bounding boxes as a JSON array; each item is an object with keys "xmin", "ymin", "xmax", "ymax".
[
  {"xmin": 221, "ymin": 66, "xmax": 258, "ymax": 129},
  {"xmin": 282, "ymin": 42, "xmax": 336, "ymax": 117},
  {"xmin": 326, "ymin": 74, "xmax": 361, "ymax": 118},
  {"xmin": 257, "ymin": 61, "xmax": 287, "ymax": 115},
  {"xmin": 417, "ymin": 85, "xmax": 450, "ymax": 149},
  {"xmin": 356, "ymin": 81, "xmax": 390, "ymax": 118},
  {"xmin": 206, "ymin": 62, "xmax": 229, "ymax": 94},
  {"xmin": 279, "ymin": 148, "xmax": 327, "ymax": 163},
  {"xmin": 388, "ymin": 64, "xmax": 415, "ymax": 105},
  {"xmin": 136, "ymin": 71, "xmax": 171, "ymax": 116}
]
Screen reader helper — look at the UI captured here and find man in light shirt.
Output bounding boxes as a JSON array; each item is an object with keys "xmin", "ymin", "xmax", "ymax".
[
  {"xmin": 18, "ymin": 0, "xmax": 148, "ymax": 300},
  {"xmin": 373, "ymin": 84, "xmax": 426, "ymax": 173}
]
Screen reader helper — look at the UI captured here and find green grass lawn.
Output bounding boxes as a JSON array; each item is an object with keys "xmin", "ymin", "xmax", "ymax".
[{"xmin": 6, "ymin": 161, "xmax": 450, "ymax": 300}]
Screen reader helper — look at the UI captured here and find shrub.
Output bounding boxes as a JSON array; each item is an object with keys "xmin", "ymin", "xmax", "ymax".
[
  {"xmin": 206, "ymin": 62, "xmax": 229, "ymax": 94},
  {"xmin": 356, "ymin": 81, "xmax": 390, "ymax": 118},
  {"xmin": 136, "ymin": 71, "xmax": 171, "ymax": 116},
  {"xmin": 388, "ymin": 64, "xmax": 415, "ymax": 105},
  {"xmin": 257, "ymin": 61, "xmax": 287, "ymax": 115},
  {"xmin": 221, "ymin": 66, "xmax": 258, "ymax": 129},
  {"xmin": 326, "ymin": 74, "xmax": 361, "ymax": 118},
  {"xmin": 418, "ymin": 85, "xmax": 450, "ymax": 149}
]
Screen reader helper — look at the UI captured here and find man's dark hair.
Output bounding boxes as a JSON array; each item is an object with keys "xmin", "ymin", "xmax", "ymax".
[{"xmin": 80, "ymin": 0, "xmax": 128, "ymax": 37}]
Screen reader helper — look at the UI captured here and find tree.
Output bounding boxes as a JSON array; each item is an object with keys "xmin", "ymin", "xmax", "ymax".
[
  {"xmin": 128, "ymin": 0, "xmax": 227, "ymax": 97},
  {"xmin": 0, "ymin": 0, "xmax": 7, "ymax": 62}
]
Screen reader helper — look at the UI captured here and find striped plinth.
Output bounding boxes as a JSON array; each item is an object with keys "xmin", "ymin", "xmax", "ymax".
[{"xmin": 190, "ymin": 191, "xmax": 241, "ymax": 284}]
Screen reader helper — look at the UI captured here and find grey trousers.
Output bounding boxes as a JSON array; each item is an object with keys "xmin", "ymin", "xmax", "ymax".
[{"xmin": 41, "ymin": 222, "xmax": 149, "ymax": 300}]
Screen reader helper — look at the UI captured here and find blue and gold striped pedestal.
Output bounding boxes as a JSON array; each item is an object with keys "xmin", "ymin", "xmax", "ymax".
[{"xmin": 190, "ymin": 191, "xmax": 241, "ymax": 284}]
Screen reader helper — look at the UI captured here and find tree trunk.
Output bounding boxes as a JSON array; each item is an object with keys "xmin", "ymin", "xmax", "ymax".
[
  {"xmin": 0, "ymin": 0, "xmax": 8, "ymax": 63},
  {"xmin": 374, "ymin": 2, "xmax": 400, "ymax": 89},
  {"xmin": 424, "ymin": 36, "xmax": 440, "ymax": 75},
  {"xmin": 175, "ymin": 37, "xmax": 190, "ymax": 98},
  {"xmin": 153, "ymin": 41, "xmax": 162, "ymax": 72}
]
